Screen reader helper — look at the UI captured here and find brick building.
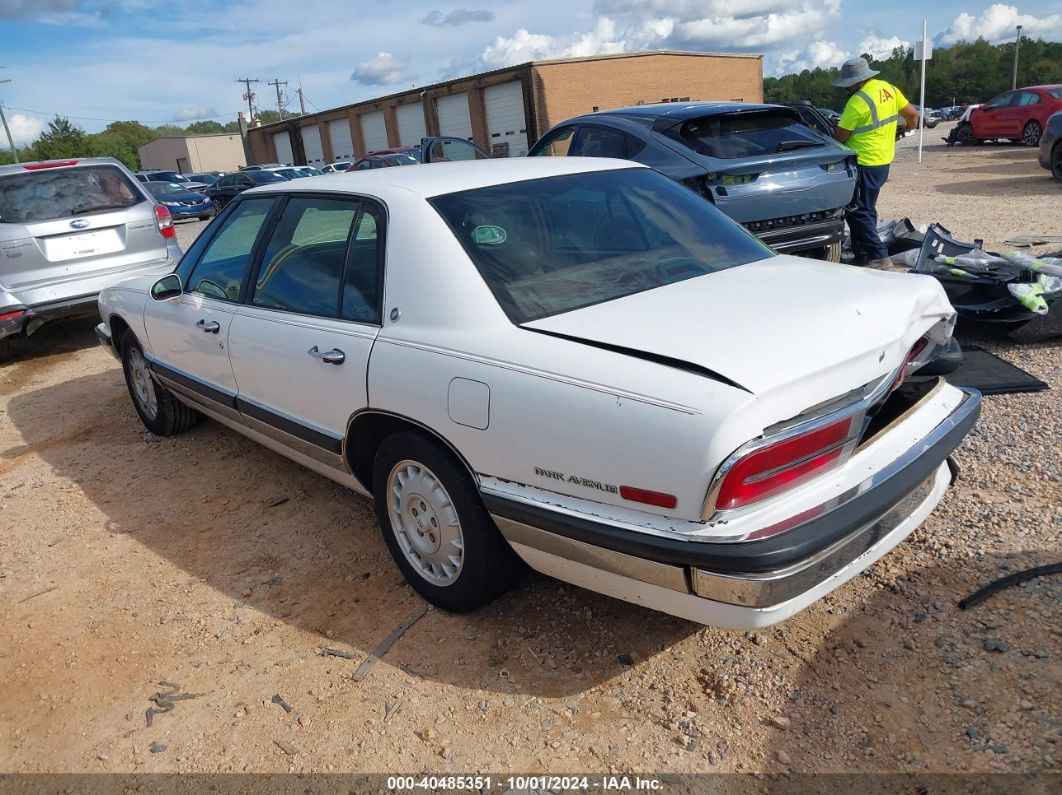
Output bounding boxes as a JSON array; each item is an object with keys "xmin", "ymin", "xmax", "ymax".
[{"xmin": 245, "ymin": 51, "xmax": 763, "ymax": 167}]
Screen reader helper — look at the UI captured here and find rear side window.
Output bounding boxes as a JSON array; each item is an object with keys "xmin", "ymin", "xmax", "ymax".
[
  {"xmin": 1049, "ymin": 88, "xmax": 1062, "ymax": 100},
  {"xmin": 253, "ymin": 197, "xmax": 358, "ymax": 317},
  {"xmin": 571, "ymin": 125, "xmax": 644, "ymax": 159},
  {"xmin": 678, "ymin": 111, "xmax": 825, "ymax": 159},
  {"xmin": 1017, "ymin": 92, "xmax": 1042, "ymax": 106},
  {"xmin": 0, "ymin": 164, "xmax": 143, "ymax": 224},
  {"xmin": 186, "ymin": 198, "xmax": 274, "ymax": 302}
]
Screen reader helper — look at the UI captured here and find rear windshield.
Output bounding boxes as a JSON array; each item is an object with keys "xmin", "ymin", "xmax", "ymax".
[
  {"xmin": 430, "ymin": 169, "xmax": 770, "ymax": 323},
  {"xmin": 144, "ymin": 181, "xmax": 188, "ymax": 196},
  {"xmin": 251, "ymin": 171, "xmax": 288, "ymax": 184},
  {"xmin": 0, "ymin": 164, "xmax": 143, "ymax": 224},
  {"xmin": 679, "ymin": 110, "xmax": 826, "ymax": 159}
]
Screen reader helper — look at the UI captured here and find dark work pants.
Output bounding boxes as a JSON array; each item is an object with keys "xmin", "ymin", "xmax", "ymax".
[{"xmin": 846, "ymin": 163, "xmax": 890, "ymax": 263}]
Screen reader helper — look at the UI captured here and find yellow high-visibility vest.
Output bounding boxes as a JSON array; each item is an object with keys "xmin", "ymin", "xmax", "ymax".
[{"xmin": 838, "ymin": 79, "xmax": 909, "ymax": 166}]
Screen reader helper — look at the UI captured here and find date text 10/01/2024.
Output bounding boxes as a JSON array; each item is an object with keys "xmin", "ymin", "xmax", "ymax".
[{"xmin": 387, "ymin": 775, "xmax": 664, "ymax": 791}]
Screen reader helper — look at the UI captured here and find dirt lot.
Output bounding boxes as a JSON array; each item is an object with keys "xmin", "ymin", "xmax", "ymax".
[{"xmin": 1, "ymin": 138, "xmax": 1060, "ymax": 781}]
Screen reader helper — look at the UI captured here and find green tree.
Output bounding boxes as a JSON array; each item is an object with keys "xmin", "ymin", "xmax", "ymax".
[
  {"xmin": 34, "ymin": 116, "xmax": 86, "ymax": 160},
  {"xmin": 185, "ymin": 120, "xmax": 225, "ymax": 135}
]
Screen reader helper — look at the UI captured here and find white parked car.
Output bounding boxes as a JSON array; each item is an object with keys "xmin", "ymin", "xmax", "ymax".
[
  {"xmin": 320, "ymin": 162, "xmax": 352, "ymax": 174},
  {"xmin": 95, "ymin": 159, "xmax": 980, "ymax": 629}
]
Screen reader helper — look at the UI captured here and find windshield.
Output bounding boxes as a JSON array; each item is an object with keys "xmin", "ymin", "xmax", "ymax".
[
  {"xmin": 188, "ymin": 173, "xmax": 219, "ymax": 185},
  {"xmin": 0, "ymin": 164, "xmax": 143, "ymax": 224},
  {"xmin": 251, "ymin": 171, "xmax": 288, "ymax": 184},
  {"xmin": 679, "ymin": 110, "xmax": 826, "ymax": 159},
  {"xmin": 144, "ymin": 181, "xmax": 188, "ymax": 196},
  {"xmin": 430, "ymin": 169, "xmax": 771, "ymax": 324}
]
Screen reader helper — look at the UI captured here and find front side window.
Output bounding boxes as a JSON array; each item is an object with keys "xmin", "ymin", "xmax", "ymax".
[
  {"xmin": 984, "ymin": 92, "xmax": 1014, "ymax": 110},
  {"xmin": 253, "ymin": 196, "xmax": 358, "ymax": 317},
  {"xmin": 570, "ymin": 125, "xmax": 640, "ymax": 159},
  {"xmin": 426, "ymin": 139, "xmax": 487, "ymax": 162},
  {"xmin": 0, "ymin": 164, "xmax": 142, "ymax": 224},
  {"xmin": 678, "ymin": 110, "xmax": 825, "ymax": 159},
  {"xmin": 430, "ymin": 169, "xmax": 770, "ymax": 323},
  {"xmin": 531, "ymin": 127, "xmax": 575, "ymax": 157},
  {"xmin": 186, "ymin": 198, "xmax": 274, "ymax": 302}
]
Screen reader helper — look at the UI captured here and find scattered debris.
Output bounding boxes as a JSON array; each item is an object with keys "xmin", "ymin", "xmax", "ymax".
[
  {"xmin": 617, "ymin": 654, "xmax": 635, "ymax": 667},
  {"xmin": 273, "ymin": 739, "xmax": 297, "ymax": 756},
  {"xmin": 266, "ymin": 497, "xmax": 290, "ymax": 508},
  {"xmin": 958, "ymin": 562, "xmax": 1062, "ymax": 610},
  {"xmin": 16, "ymin": 586, "xmax": 58, "ymax": 605},
  {"xmin": 384, "ymin": 700, "xmax": 401, "ymax": 722},
  {"xmin": 319, "ymin": 647, "xmax": 357, "ymax": 660},
  {"xmin": 148, "ymin": 742, "xmax": 167, "ymax": 753},
  {"xmin": 352, "ymin": 605, "xmax": 429, "ymax": 683},
  {"xmin": 271, "ymin": 694, "xmax": 292, "ymax": 714},
  {"xmin": 983, "ymin": 638, "xmax": 1012, "ymax": 653},
  {"xmin": 145, "ymin": 681, "xmax": 200, "ymax": 728},
  {"xmin": 1004, "ymin": 234, "xmax": 1062, "ymax": 248},
  {"xmin": 770, "ymin": 716, "xmax": 792, "ymax": 730}
]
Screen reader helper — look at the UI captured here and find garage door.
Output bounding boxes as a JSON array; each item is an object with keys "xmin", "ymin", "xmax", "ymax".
[
  {"xmin": 301, "ymin": 124, "xmax": 324, "ymax": 165},
  {"xmin": 436, "ymin": 93, "xmax": 472, "ymax": 140},
  {"xmin": 484, "ymin": 81, "xmax": 528, "ymax": 157},
  {"xmin": 273, "ymin": 130, "xmax": 293, "ymax": 165},
  {"xmin": 328, "ymin": 119, "xmax": 354, "ymax": 162},
  {"xmin": 396, "ymin": 103, "xmax": 426, "ymax": 147},
  {"xmin": 361, "ymin": 111, "xmax": 388, "ymax": 152}
]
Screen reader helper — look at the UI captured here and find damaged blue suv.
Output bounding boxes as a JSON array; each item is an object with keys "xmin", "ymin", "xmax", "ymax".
[{"xmin": 529, "ymin": 102, "xmax": 858, "ymax": 261}]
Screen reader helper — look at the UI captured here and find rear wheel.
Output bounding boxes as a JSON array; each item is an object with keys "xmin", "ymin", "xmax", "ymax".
[
  {"xmin": 1023, "ymin": 120, "xmax": 1043, "ymax": 147},
  {"xmin": 120, "ymin": 330, "xmax": 199, "ymax": 436},
  {"xmin": 372, "ymin": 431, "xmax": 523, "ymax": 612},
  {"xmin": 1052, "ymin": 143, "xmax": 1062, "ymax": 181}
]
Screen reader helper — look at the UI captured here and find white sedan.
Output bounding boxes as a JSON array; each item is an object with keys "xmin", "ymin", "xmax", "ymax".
[{"xmin": 95, "ymin": 158, "xmax": 980, "ymax": 629}]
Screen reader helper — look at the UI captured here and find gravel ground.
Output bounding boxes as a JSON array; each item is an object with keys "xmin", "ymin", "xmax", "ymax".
[{"xmin": 0, "ymin": 141, "xmax": 1059, "ymax": 780}]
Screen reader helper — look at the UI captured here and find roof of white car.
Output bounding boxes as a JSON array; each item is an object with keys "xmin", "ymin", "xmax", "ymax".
[{"xmin": 245, "ymin": 157, "xmax": 645, "ymax": 199}]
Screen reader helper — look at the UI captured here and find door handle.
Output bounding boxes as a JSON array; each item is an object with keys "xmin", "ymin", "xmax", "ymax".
[
  {"xmin": 195, "ymin": 319, "xmax": 220, "ymax": 334},
  {"xmin": 308, "ymin": 345, "xmax": 345, "ymax": 364}
]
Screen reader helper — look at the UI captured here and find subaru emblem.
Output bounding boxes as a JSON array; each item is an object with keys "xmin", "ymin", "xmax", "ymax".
[{"xmin": 70, "ymin": 219, "xmax": 90, "ymax": 230}]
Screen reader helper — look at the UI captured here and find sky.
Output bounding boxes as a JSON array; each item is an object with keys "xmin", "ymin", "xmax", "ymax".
[{"xmin": 1, "ymin": 0, "xmax": 1060, "ymax": 148}]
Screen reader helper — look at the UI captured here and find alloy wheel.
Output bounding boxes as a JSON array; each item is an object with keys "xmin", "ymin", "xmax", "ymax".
[
  {"xmin": 1023, "ymin": 121, "xmax": 1042, "ymax": 147},
  {"xmin": 386, "ymin": 460, "xmax": 464, "ymax": 586}
]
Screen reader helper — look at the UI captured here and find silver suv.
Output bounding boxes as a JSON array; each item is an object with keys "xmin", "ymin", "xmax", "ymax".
[{"xmin": 0, "ymin": 157, "xmax": 181, "ymax": 358}]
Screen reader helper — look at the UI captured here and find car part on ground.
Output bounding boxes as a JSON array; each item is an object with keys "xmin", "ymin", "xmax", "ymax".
[
  {"xmin": 528, "ymin": 102, "xmax": 857, "ymax": 260},
  {"xmin": 96, "ymin": 158, "xmax": 978, "ymax": 628},
  {"xmin": 0, "ymin": 157, "xmax": 182, "ymax": 358}
]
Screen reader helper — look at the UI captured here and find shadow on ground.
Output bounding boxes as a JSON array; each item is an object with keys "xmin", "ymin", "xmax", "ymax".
[
  {"xmin": 5, "ymin": 369, "xmax": 697, "ymax": 698},
  {"xmin": 1, "ymin": 317, "xmax": 99, "ymax": 368}
]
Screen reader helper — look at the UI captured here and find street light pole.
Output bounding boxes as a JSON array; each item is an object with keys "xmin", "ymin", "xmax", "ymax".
[
  {"xmin": 1012, "ymin": 25, "xmax": 1022, "ymax": 90},
  {"xmin": 0, "ymin": 74, "xmax": 18, "ymax": 163}
]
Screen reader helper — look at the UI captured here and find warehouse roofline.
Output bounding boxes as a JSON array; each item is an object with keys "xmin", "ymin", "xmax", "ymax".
[{"xmin": 249, "ymin": 49, "xmax": 762, "ymax": 134}]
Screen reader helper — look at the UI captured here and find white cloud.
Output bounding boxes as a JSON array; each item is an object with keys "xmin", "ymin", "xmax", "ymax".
[
  {"xmin": 858, "ymin": 33, "xmax": 908, "ymax": 61},
  {"xmin": 479, "ymin": 0, "xmax": 843, "ymax": 69},
  {"xmin": 174, "ymin": 106, "xmax": 217, "ymax": 122},
  {"xmin": 0, "ymin": 112, "xmax": 46, "ymax": 148},
  {"xmin": 773, "ymin": 39, "xmax": 849, "ymax": 76},
  {"xmin": 421, "ymin": 8, "xmax": 494, "ymax": 27},
  {"xmin": 938, "ymin": 4, "xmax": 1062, "ymax": 46},
  {"xmin": 350, "ymin": 52, "xmax": 410, "ymax": 86}
]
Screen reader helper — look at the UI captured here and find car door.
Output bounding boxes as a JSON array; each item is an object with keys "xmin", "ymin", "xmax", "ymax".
[
  {"xmin": 420, "ymin": 137, "xmax": 491, "ymax": 162},
  {"xmin": 226, "ymin": 194, "xmax": 384, "ymax": 467},
  {"xmin": 144, "ymin": 196, "xmax": 277, "ymax": 417},
  {"xmin": 975, "ymin": 92, "xmax": 1015, "ymax": 136},
  {"xmin": 1012, "ymin": 91, "xmax": 1043, "ymax": 135}
]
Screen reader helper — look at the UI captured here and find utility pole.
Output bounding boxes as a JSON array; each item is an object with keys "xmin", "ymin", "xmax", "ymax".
[
  {"xmin": 296, "ymin": 87, "xmax": 306, "ymax": 116},
  {"xmin": 235, "ymin": 77, "xmax": 260, "ymax": 123},
  {"xmin": 1012, "ymin": 25, "xmax": 1022, "ymax": 89},
  {"xmin": 268, "ymin": 79, "xmax": 288, "ymax": 121},
  {"xmin": 0, "ymin": 72, "xmax": 17, "ymax": 163}
]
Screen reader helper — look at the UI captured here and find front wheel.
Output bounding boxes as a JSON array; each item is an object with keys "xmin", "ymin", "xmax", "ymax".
[
  {"xmin": 120, "ymin": 330, "xmax": 199, "ymax": 436},
  {"xmin": 954, "ymin": 123, "xmax": 977, "ymax": 146},
  {"xmin": 1051, "ymin": 143, "xmax": 1062, "ymax": 181},
  {"xmin": 211, "ymin": 197, "xmax": 225, "ymax": 213},
  {"xmin": 372, "ymin": 431, "xmax": 523, "ymax": 612},
  {"xmin": 1023, "ymin": 120, "xmax": 1043, "ymax": 147}
]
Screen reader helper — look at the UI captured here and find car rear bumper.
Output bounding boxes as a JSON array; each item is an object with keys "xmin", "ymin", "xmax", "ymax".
[
  {"xmin": 484, "ymin": 388, "xmax": 980, "ymax": 629},
  {"xmin": 0, "ymin": 293, "xmax": 100, "ymax": 341}
]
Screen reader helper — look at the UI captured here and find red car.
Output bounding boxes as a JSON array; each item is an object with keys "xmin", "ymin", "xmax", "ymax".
[{"xmin": 963, "ymin": 84, "xmax": 1062, "ymax": 146}]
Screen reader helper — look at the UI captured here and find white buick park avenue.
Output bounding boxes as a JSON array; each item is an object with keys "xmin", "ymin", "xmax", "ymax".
[{"xmin": 95, "ymin": 158, "xmax": 980, "ymax": 629}]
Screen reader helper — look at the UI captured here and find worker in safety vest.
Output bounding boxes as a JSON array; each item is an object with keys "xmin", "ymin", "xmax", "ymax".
[{"xmin": 832, "ymin": 57, "xmax": 919, "ymax": 268}]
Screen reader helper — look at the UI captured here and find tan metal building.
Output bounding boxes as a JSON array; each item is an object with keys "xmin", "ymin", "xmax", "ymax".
[
  {"xmin": 246, "ymin": 50, "xmax": 763, "ymax": 167},
  {"xmin": 138, "ymin": 133, "xmax": 247, "ymax": 173}
]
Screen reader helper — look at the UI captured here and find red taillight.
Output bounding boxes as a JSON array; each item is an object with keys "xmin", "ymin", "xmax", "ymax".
[
  {"xmin": 24, "ymin": 160, "xmax": 78, "ymax": 170},
  {"xmin": 0, "ymin": 309, "xmax": 26, "ymax": 322},
  {"xmin": 154, "ymin": 204, "xmax": 176, "ymax": 239},
  {"xmin": 715, "ymin": 416, "xmax": 855, "ymax": 511},
  {"xmin": 620, "ymin": 485, "xmax": 678, "ymax": 510}
]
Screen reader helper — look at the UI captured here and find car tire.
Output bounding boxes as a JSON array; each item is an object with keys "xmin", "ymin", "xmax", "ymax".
[
  {"xmin": 198, "ymin": 215, "xmax": 210, "ymax": 221},
  {"xmin": 1023, "ymin": 120, "xmax": 1043, "ymax": 147},
  {"xmin": 120, "ymin": 329, "xmax": 199, "ymax": 436},
  {"xmin": 372, "ymin": 431, "xmax": 524, "ymax": 613},
  {"xmin": 820, "ymin": 242, "xmax": 842, "ymax": 263},
  {"xmin": 211, "ymin": 198, "xmax": 224, "ymax": 213},
  {"xmin": 0, "ymin": 335, "xmax": 15, "ymax": 363},
  {"xmin": 1052, "ymin": 143, "xmax": 1062, "ymax": 181},
  {"xmin": 954, "ymin": 123, "xmax": 977, "ymax": 146}
]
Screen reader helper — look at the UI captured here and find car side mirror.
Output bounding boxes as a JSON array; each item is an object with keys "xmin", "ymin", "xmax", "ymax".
[{"xmin": 151, "ymin": 273, "xmax": 182, "ymax": 301}]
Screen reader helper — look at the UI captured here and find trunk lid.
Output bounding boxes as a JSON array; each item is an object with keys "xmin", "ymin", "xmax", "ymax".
[{"xmin": 523, "ymin": 256, "xmax": 955, "ymax": 404}]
